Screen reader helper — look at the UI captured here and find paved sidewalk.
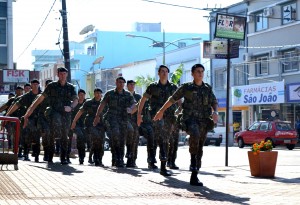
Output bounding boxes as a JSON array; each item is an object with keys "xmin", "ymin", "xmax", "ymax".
[{"xmin": 0, "ymin": 146, "xmax": 300, "ymax": 204}]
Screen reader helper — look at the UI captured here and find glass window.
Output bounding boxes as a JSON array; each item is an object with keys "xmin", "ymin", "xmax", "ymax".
[
  {"xmin": 215, "ymin": 68, "xmax": 225, "ymax": 89},
  {"xmin": 281, "ymin": 50, "xmax": 299, "ymax": 72},
  {"xmin": 282, "ymin": 2, "xmax": 297, "ymax": 25},
  {"xmin": 0, "ymin": 2, "xmax": 7, "ymax": 18},
  {"xmin": 259, "ymin": 122, "xmax": 269, "ymax": 131},
  {"xmin": 0, "ymin": 46, "xmax": 7, "ymax": 66},
  {"xmin": 0, "ymin": 19, "xmax": 6, "ymax": 44},
  {"xmin": 255, "ymin": 55, "xmax": 268, "ymax": 76},
  {"xmin": 234, "ymin": 65, "xmax": 245, "ymax": 86},
  {"xmin": 249, "ymin": 122, "xmax": 260, "ymax": 131},
  {"xmin": 255, "ymin": 11, "xmax": 268, "ymax": 31}
]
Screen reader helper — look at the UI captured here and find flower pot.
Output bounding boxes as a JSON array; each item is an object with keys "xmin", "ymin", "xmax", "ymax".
[{"xmin": 247, "ymin": 151, "xmax": 278, "ymax": 178}]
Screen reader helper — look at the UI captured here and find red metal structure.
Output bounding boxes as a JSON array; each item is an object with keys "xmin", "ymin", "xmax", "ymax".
[{"xmin": 0, "ymin": 116, "xmax": 20, "ymax": 170}]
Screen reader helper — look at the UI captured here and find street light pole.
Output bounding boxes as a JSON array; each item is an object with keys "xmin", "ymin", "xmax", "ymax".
[
  {"xmin": 61, "ymin": 0, "xmax": 71, "ymax": 82},
  {"xmin": 126, "ymin": 32, "xmax": 202, "ymax": 65}
]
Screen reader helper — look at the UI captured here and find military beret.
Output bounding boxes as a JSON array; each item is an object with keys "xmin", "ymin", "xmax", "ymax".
[
  {"xmin": 31, "ymin": 79, "xmax": 40, "ymax": 84},
  {"xmin": 57, "ymin": 67, "xmax": 68, "ymax": 73}
]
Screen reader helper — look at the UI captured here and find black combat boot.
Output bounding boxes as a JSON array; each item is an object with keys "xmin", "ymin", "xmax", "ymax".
[
  {"xmin": 43, "ymin": 147, "xmax": 49, "ymax": 162},
  {"xmin": 190, "ymin": 171, "xmax": 203, "ymax": 186},
  {"xmin": 60, "ymin": 152, "xmax": 68, "ymax": 165},
  {"xmin": 189, "ymin": 154, "xmax": 197, "ymax": 172},
  {"xmin": 18, "ymin": 147, "xmax": 23, "ymax": 158},
  {"xmin": 48, "ymin": 151, "xmax": 54, "ymax": 164},
  {"xmin": 66, "ymin": 154, "xmax": 72, "ymax": 164},
  {"xmin": 148, "ymin": 162, "xmax": 158, "ymax": 169},
  {"xmin": 169, "ymin": 161, "xmax": 179, "ymax": 170},
  {"xmin": 160, "ymin": 161, "xmax": 171, "ymax": 176}
]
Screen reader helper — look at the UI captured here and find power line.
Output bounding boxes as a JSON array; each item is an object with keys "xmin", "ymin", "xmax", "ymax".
[{"xmin": 16, "ymin": 0, "xmax": 57, "ymax": 61}]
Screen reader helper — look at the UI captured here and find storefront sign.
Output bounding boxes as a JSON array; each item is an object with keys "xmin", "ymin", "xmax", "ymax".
[
  {"xmin": 286, "ymin": 83, "xmax": 300, "ymax": 102},
  {"xmin": 3, "ymin": 70, "xmax": 30, "ymax": 83},
  {"xmin": 215, "ymin": 14, "xmax": 246, "ymax": 40},
  {"xmin": 232, "ymin": 81, "xmax": 285, "ymax": 106}
]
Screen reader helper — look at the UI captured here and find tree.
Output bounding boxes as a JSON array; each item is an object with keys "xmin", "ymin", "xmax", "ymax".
[
  {"xmin": 169, "ymin": 63, "xmax": 184, "ymax": 85},
  {"xmin": 135, "ymin": 74, "xmax": 155, "ymax": 88}
]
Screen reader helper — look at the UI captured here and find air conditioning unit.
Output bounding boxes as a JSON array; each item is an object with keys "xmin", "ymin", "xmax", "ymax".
[
  {"xmin": 269, "ymin": 50, "xmax": 277, "ymax": 58},
  {"xmin": 263, "ymin": 7, "xmax": 273, "ymax": 17}
]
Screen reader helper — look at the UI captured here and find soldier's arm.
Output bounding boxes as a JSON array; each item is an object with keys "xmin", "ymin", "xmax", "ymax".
[
  {"xmin": 5, "ymin": 103, "xmax": 20, "ymax": 116},
  {"xmin": 24, "ymin": 95, "xmax": 45, "ymax": 119},
  {"xmin": 137, "ymin": 96, "xmax": 148, "ymax": 126},
  {"xmin": 153, "ymin": 100, "xmax": 173, "ymax": 121},
  {"xmin": 71, "ymin": 110, "xmax": 84, "ymax": 130},
  {"xmin": 0, "ymin": 104, "xmax": 8, "ymax": 113}
]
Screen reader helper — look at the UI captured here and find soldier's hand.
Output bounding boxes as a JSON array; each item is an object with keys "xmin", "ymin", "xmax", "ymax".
[
  {"xmin": 153, "ymin": 110, "xmax": 163, "ymax": 121},
  {"xmin": 137, "ymin": 114, "xmax": 143, "ymax": 126},
  {"xmin": 93, "ymin": 116, "xmax": 100, "ymax": 127},
  {"xmin": 64, "ymin": 106, "xmax": 72, "ymax": 112}
]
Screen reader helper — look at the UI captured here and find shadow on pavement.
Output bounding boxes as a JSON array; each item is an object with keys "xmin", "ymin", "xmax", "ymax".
[
  {"xmin": 102, "ymin": 165, "xmax": 148, "ymax": 177},
  {"xmin": 28, "ymin": 163, "xmax": 84, "ymax": 176},
  {"xmin": 148, "ymin": 174, "xmax": 250, "ymax": 204}
]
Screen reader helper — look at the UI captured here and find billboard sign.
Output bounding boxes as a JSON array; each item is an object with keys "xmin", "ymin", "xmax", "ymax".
[
  {"xmin": 3, "ymin": 70, "xmax": 30, "ymax": 83},
  {"xmin": 232, "ymin": 81, "xmax": 285, "ymax": 106},
  {"xmin": 286, "ymin": 83, "xmax": 300, "ymax": 102},
  {"xmin": 215, "ymin": 13, "xmax": 246, "ymax": 40},
  {"xmin": 203, "ymin": 40, "xmax": 240, "ymax": 59}
]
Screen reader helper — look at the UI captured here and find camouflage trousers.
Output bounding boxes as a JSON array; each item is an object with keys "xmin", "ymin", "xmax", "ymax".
[
  {"xmin": 69, "ymin": 126, "xmax": 86, "ymax": 161},
  {"xmin": 168, "ymin": 125, "xmax": 179, "ymax": 164},
  {"xmin": 86, "ymin": 125, "xmax": 105, "ymax": 164},
  {"xmin": 139, "ymin": 122, "xmax": 156, "ymax": 164},
  {"xmin": 49, "ymin": 111, "xmax": 71, "ymax": 161},
  {"xmin": 126, "ymin": 120, "xmax": 139, "ymax": 162},
  {"xmin": 21, "ymin": 117, "xmax": 40, "ymax": 158},
  {"xmin": 153, "ymin": 117, "xmax": 173, "ymax": 162},
  {"xmin": 107, "ymin": 118, "xmax": 133, "ymax": 166},
  {"xmin": 185, "ymin": 117, "xmax": 208, "ymax": 169}
]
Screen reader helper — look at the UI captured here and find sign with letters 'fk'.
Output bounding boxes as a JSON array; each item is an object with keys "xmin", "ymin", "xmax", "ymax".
[{"xmin": 3, "ymin": 70, "xmax": 30, "ymax": 83}]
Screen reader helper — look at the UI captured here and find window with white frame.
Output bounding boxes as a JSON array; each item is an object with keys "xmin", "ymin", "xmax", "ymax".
[
  {"xmin": 255, "ymin": 11, "xmax": 268, "ymax": 31},
  {"xmin": 215, "ymin": 68, "xmax": 225, "ymax": 89},
  {"xmin": 281, "ymin": 50, "xmax": 299, "ymax": 72},
  {"xmin": 0, "ymin": 19, "xmax": 6, "ymax": 45},
  {"xmin": 234, "ymin": 65, "xmax": 245, "ymax": 86},
  {"xmin": 282, "ymin": 2, "xmax": 297, "ymax": 25},
  {"xmin": 255, "ymin": 55, "xmax": 269, "ymax": 75}
]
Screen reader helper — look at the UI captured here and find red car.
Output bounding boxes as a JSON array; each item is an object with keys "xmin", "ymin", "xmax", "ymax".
[{"xmin": 234, "ymin": 121, "xmax": 298, "ymax": 150}]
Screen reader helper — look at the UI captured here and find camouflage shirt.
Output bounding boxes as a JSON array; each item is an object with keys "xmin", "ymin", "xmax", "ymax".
[
  {"xmin": 102, "ymin": 88, "xmax": 135, "ymax": 121},
  {"xmin": 80, "ymin": 98, "xmax": 100, "ymax": 127},
  {"xmin": 72, "ymin": 99, "xmax": 86, "ymax": 127},
  {"xmin": 42, "ymin": 81, "xmax": 77, "ymax": 113},
  {"xmin": 129, "ymin": 91, "xmax": 141, "ymax": 123},
  {"xmin": 170, "ymin": 82, "xmax": 217, "ymax": 119},
  {"xmin": 16, "ymin": 91, "xmax": 40, "ymax": 118},
  {"xmin": 143, "ymin": 80, "xmax": 177, "ymax": 118}
]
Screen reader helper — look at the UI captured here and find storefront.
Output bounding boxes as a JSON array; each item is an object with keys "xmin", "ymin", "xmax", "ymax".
[{"xmin": 232, "ymin": 81, "xmax": 287, "ymax": 126}]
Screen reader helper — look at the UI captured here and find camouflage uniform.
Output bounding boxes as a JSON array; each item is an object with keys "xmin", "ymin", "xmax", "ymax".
[
  {"xmin": 15, "ymin": 91, "xmax": 40, "ymax": 161},
  {"xmin": 167, "ymin": 110, "xmax": 180, "ymax": 169},
  {"xmin": 102, "ymin": 89, "xmax": 135, "ymax": 167},
  {"xmin": 169, "ymin": 82, "xmax": 217, "ymax": 170},
  {"xmin": 138, "ymin": 100, "xmax": 157, "ymax": 168},
  {"xmin": 144, "ymin": 81, "xmax": 177, "ymax": 162},
  {"xmin": 36, "ymin": 94, "xmax": 51, "ymax": 161},
  {"xmin": 68, "ymin": 99, "xmax": 86, "ymax": 163},
  {"xmin": 42, "ymin": 81, "xmax": 77, "ymax": 163},
  {"xmin": 126, "ymin": 92, "xmax": 141, "ymax": 167},
  {"xmin": 82, "ymin": 98, "xmax": 105, "ymax": 166}
]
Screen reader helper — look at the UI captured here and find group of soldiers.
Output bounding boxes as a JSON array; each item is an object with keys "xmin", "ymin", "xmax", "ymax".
[{"xmin": 1, "ymin": 63, "xmax": 219, "ymax": 187}]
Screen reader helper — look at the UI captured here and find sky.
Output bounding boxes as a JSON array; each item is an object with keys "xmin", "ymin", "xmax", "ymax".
[{"xmin": 13, "ymin": 0, "xmax": 242, "ymax": 70}]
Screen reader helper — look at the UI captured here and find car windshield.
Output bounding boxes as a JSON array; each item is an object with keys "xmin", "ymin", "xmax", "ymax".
[{"xmin": 275, "ymin": 122, "xmax": 293, "ymax": 131}]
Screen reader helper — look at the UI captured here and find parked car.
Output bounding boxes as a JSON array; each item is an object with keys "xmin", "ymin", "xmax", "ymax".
[
  {"xmin": 184, "ymin": 130, "xmax": 223, "ymax": 146},
  {"xmin": 234, "ymin": 120, "xmax": 298, "ymax": 150}
]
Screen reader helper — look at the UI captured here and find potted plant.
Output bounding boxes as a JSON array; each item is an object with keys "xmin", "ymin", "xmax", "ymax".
[{"xmin": 248, "ymin": 140, "xmax": 278, "ymax": 178}]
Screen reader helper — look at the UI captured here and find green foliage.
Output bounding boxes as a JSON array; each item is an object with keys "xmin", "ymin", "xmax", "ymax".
[
  {"xmin": 170, "ymin": 64, "xmax": 184, "ymax": 85},
  {"xmin": 135, "ymin": 74, "xmax": 155, "ymax": 88}
]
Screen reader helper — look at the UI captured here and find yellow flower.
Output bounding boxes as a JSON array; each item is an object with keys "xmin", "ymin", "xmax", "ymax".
[{"xmin": 251, "ymin": 140, "xmax": 273, "ymax": 154}]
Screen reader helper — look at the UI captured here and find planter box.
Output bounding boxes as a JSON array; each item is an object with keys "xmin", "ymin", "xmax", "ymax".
[{"xmin": 248, "ymin": 151, "xmax": 278, "ymax": 178}]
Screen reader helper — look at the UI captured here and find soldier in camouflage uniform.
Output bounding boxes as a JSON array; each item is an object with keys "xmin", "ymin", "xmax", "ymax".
[
  {"xmin": 154, "ymin": 64, "xmax": 218, "ymax": 186},
  {"xmin": 137, "ymin": 65, "xmax": 178, "ymax": 176},
  {"xmin": 36, "ymin": 79, "xmax": 52, "ymax": 162},
  {"xmin": 67, "ymin": 89, "xmax": 86, "ymax": 164},
  {"xmin": 72, "ymin": 88, "xmax": 104, "ymax": 165},
  {"xmin": 93, "ymin": 77, "xmax": 135, "ymax": 168},
  {"xmin": 23, "ymin": 67, "xmax": 78, "ymax": 165},
  {"xmin": 125, "ymin": 80, "xmax": 141, "ymax": 168},
  {"xmin": 6, "ymin": 80, "xmax": 41, "ymax": 161}
]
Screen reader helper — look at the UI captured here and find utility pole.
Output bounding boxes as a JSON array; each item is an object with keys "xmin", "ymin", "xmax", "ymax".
[{"xmin": 61, "ymin": 0, "xmax": 71, "ymax": 82}]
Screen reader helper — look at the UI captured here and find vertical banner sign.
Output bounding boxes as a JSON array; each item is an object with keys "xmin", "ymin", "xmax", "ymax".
[{"xmin": 215, "ymin": 14, "xmax": 246, "ymax": 40}]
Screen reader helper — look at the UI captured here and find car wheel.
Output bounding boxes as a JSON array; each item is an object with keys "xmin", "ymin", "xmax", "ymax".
[
  {"xmin": 286, "ymin": 144, "xmax": 295, "ymax": 150},
  {"xmin": 104, "ymin": 139, "xmax": 110, "ymax": 151},
  {"xmin": 238, "ymin": 138, "xmax": 244, "ymax": 148},
  {"xmin": 215, "ymin": 142, "xmax": 221, "ymax": 146}
]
